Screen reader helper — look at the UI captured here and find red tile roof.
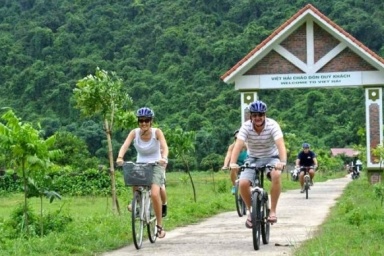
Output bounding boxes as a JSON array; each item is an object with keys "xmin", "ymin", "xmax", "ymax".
[
  {"xmin": 221, "ymin": 4, "xmax": 384, "ymax": 81},
  {"xmin": 331, "ymin": 148, "xmax": 360, "ymax": 157}
]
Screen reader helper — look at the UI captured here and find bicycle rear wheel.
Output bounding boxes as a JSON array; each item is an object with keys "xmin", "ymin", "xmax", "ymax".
[
  {"xmin": 251, "ymin": 192, "xmax": 261, "ymax": 250},
  {"xmin": 261, "ymin": 193, "xmax": 270, "ymax": 244},
  {"xmin": 235, "ymin": 184, "xmax": 246, "ymax": 217},
  {"xmin": 147, "ymin": 200, "xmax": 157, "ymax": 243},
  {"xmin": 132, "ymin": 191, "xmax": 144, "ymax": 249}
]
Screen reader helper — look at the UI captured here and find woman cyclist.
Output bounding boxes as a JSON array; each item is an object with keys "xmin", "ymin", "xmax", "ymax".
[{"xmin": 116, "ymin": 107, "xmax": 168, "ymax": 238}]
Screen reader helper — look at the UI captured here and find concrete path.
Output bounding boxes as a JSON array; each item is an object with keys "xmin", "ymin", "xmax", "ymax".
[{"xmin": 102, "ymin": 176, "xmax": 351, "ymax": 256}]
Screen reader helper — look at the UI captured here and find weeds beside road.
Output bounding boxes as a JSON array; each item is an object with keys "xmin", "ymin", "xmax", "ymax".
[{"xmin": 1, "ymin": 170, "xmax": 382, "ymax": 256}]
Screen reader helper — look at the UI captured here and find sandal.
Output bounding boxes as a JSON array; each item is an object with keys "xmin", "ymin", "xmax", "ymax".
[
  {"xmin": 156, "ymin": 225, "xmax": 166, "ymax": 238},
  {"xmin": 267, "ymin": 215, "xmax": 278, "ymax": 224},
  {"xmin": 245, "ymin": 215, "xmax": 252, "ymax": 228}
]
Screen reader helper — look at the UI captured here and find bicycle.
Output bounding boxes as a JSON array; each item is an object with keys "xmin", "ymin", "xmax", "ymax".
[
  {"xmin": 351, "ymin": 160, "xmax": 362, "ymax": 180},
  {"xmin": 122, "ymin": 161, "xmax": 158, "ymax": 250},
  {"xmin": 290, "ymin": 167, "xmax": 299, "ymax": 182},
  {"xmin": 300, "ymin": 166, "xmax": 313, "ymax": 199},
  {"xmin": 234, "ymin": 167, "xmax": 246, "ymax": 217},
  {"xmin": 239, "ymin": 162, "xmax": 274, "ymax": 250}
]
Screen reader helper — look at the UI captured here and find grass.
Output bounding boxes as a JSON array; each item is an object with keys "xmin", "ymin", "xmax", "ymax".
[
  {"xmin": 0, "ymin": 169, "xmax": 359, "ymax": 256},
  {"xmin": 293, "ymin": 172, "xmax": 384, "ymax": 256}
]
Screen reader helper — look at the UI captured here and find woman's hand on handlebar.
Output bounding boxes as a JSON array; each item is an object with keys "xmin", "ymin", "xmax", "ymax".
[{"xmin": 116, "ymin": 157, "xmax": 124, "ymax": 166}]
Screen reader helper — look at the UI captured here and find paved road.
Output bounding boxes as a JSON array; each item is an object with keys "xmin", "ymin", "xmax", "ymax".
[{"xmin": 102, "ymin": 176, "xmax": 351, "ymax": 256}]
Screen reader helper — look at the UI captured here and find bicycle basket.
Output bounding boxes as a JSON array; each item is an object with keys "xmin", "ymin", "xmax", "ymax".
[{"xmin": 123, "ymin": 162, "xmax": 154, "ymax": 186}]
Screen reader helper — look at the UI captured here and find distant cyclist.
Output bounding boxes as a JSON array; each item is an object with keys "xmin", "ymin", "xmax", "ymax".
[
  {"xmin": 222, "ymin": 129, "xmax": 248, "ymax": 194},
  {"xmin": 295, "ymin": 143, "xmax": 318, "ymax": 193}
]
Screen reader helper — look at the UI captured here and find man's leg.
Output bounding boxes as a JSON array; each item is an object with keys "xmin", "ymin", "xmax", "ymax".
[
  {"xmin": 160, "ymin": 185, "xmax": 167, "ymax": 217},
  {"xmin": 269, "ymin": 169, "xmax": 281, "ymax": 219},
  {"xmin": 299, "ymin": 171, "xmax": 304, "ymax": 192},
  {"xmin": 230, "ymin": 168, "xmax": 238, "ymax": 194},
  {"xmin": 309, "ymin": 168, "xmax": 315, "ymax": 186}
]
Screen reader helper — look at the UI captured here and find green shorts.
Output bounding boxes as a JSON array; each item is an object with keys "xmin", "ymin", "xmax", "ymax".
[{"xmin": 152, "ymin": 165, "xmax": 166, "ymax": 187}]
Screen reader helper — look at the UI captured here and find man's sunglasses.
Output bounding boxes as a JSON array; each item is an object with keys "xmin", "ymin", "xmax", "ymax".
[
  {"xmin": 138, "ymin": 118, "xmax": 151, "ymax": 123},
  {"xmin": 250, "ymin": 112, "xmax": 265, "ymax": 118}
]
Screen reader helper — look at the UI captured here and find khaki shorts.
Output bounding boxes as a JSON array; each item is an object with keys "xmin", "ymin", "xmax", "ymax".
[
  {"xmin": 152, "ymin": 165, "xmax": 166, "ymax": 187},
  {"xmin": 239, "ymin": 157, "xmax": 280, "ymax": 184}
]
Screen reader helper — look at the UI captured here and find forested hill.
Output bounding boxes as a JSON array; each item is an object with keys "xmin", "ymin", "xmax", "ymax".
[{"xmin": 0, "ymin": 0, "xmax": 383, "ymax": 165}]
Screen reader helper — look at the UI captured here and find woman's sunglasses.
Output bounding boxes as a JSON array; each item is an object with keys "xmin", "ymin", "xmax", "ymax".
[
  {"xmin": 138, "ymin": 118, "xmax": 151, "ymax": 123},
  {"xmin": 250, "ymin": 112, "xmax": 265, "ymax": 118}
]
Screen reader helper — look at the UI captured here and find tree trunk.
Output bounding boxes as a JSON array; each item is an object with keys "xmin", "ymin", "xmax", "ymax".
[{"xmin": 104, "ymin": 119, "xmax": 120, "ymax": 214}]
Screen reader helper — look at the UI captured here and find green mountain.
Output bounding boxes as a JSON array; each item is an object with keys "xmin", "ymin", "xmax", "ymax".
[{"xmin": 0, "ymin": 0, "xmax": 382, "ymax": 166}]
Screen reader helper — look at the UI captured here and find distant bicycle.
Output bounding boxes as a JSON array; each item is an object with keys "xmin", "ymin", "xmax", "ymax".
[
  {"xmin": 240, "ymin": 162, "xmax": 273, "ymax": 250},
  {"xmin": 290, "ymin": 167, "xmax": 299, "ymax": 182},
  {"xmin": 300, "ymin": 166, "xmax": 313, "ymax": 199},
  {"xmin": 234, "ymin": 168, "xmax": 246, "ymax": 217},
  {"xmin": 123, "ymin": 161, "xmax": 158, "ymax": 250}
]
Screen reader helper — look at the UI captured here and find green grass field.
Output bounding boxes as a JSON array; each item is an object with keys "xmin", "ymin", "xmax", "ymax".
[{"xmin": 1, "ymin": 169, "xmax": 381, "ymax": 256}]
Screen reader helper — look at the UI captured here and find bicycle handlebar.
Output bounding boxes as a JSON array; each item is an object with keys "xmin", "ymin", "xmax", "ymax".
[{"xmin": 240, "ymin": 163, "xmax": 275, "ymax": 171}]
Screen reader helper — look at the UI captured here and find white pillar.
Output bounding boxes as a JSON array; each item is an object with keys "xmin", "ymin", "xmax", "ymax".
[
  {"xmin": 365, "ymin": 87, "xmax": 383, "ymax": 168},
  {"xmin": 241, "ymin": 92, "xmax": 258, "ymax": 123}
]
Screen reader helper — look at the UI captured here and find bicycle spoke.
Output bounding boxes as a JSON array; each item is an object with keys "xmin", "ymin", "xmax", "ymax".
[
  {"xmin": 147, "ymin": 200, "xmax": 157, "ymax": 243},
  {"xmin": 235, "ymin": 184, "xmax": 244, "ymax": 217},
  {"xmin": 132, "ymin": 191, "xmax": 144, "ymax": 249},
  {"xmin": 261, "ymin": 194, "xmax": 270, "ymax": 244}
]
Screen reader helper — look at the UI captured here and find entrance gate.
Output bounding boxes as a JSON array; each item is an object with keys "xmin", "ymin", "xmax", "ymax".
[{"xmin": 221, "ymin": 4, "xmax": 384, "ymax": 183}]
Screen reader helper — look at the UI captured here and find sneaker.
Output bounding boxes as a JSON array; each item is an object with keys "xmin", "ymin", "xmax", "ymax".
[
  {"xmin": 162, "ymin": 204, "xmax": 167, "ymax": 217},
  {"xmin": 127, "ymin": 204, "xmax": 132, "ymax": 212},
  {"xmin": 300, "ymin": 188, "xmax": 305, "ymax": 193},
  {"xmin": 310, "ymin": 180, "xmax": 314, "ymax": 186},
  {"xmin": 231, "ymin": 186, "xmax": 236, "ymax": 195}
]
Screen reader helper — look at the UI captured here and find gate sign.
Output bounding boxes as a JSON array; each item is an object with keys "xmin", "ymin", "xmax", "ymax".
[{"xmin": 260, "ymin": 72, "xmax": 361, "ymax": 89}]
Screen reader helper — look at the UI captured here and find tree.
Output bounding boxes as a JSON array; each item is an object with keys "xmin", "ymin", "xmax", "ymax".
[
  {"xmin": 0, "ymin": 108, "xmax": 61, "ymax": 235},
  {"xmin": 73, "ymin": 67, "xmax": 135, "ymax": 214},
  {"xmin": 165, "ymin": 126, "xmax": 197, "ymax": 202}
]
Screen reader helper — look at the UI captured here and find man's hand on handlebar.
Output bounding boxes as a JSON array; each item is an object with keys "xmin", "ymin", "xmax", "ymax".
[{"xmin": 275, "ymin": 162, "xmax": 286, "ymax": 171}]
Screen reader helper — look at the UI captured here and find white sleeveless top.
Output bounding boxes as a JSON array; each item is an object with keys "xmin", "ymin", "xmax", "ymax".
[{"xmin": 133, "ymin": 128, "xmax": 161, "ymax": 163}]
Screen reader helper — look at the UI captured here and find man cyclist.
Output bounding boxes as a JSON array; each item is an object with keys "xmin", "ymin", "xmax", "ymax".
[
  {"xmin": 222, "ymin": 129, "xmax": 248, "ymax": 194},
  {"xmin": 295, "ymin": 143, "xmax": 318, "ymax": 193},
  {"xmin": 229, "ymin": 100, "xmax": 287, "ymax": 227}
]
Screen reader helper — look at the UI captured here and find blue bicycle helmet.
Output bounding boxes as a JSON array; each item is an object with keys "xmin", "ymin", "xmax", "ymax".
[
  {"xmin": 302, "ymin": 143, "xmax": 310, "ymax": 148},
  {"xmin": 249, "ymin": 100, "xmax": 267, "ymax": 113},
  {"xmin": 136, "ymin": 107, "xmax": 154, "ymax": 118}
]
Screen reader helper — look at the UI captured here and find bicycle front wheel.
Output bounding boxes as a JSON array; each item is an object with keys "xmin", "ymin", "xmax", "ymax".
[
  {"xmin": 251, "ymin": 192, "xmax": 261, "ymax": 250},
  {"xmin": 304, "ymin": 175, "xmax": 310, "ymax": 199},
  {"xmin": 147, "ymin": 200, "xmax": 157, "ymax": 243},
  {"xmin": 235, "ymin": 184, "xmax": 245, "ymax": 217},
  {"xmin": 261, "ymin": 192, "xmax": 270, "ymax": 244},
  {"xmin": 132, "ymin": 191, "xmax": 144, "ymax": 249}
]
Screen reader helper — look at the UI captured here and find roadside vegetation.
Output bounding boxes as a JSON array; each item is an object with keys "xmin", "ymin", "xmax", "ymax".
[
  {"xmin": 0, "ymin": 168, "xmax": 354, "ymax": 256},
  {"xmin": 293, "ymin": 172, "xmax": 384, "ymax": 255}
]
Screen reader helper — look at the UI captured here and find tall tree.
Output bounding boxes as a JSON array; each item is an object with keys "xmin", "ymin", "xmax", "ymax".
[{"xmin": 73, "ymin": 67, "xmax": 135, "ymax": 214}]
